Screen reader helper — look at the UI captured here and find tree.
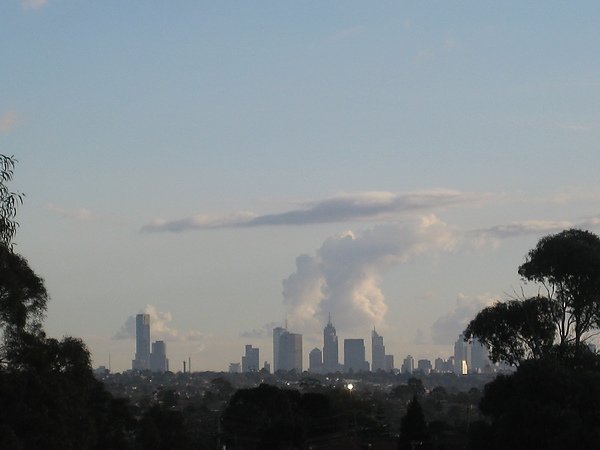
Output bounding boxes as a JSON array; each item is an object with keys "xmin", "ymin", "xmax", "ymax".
[
  {"xmin": 518, "ymin": 229, "xmax": 600, "ymax": 349},
  {"xmin": 464, "ymin": 297, "xmax": 555, "ymax": 366},
  {"xmin": 398, "ymin": 396, "xmax": 430, "ymax": 450},
  {"xmin": 0, "ymin": 154, "xmax": 23, "ymax": 248}
]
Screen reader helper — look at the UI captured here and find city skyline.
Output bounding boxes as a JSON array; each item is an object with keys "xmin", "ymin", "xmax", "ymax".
[{"xmin": 2, "ymin": 2, "xmax": 600, "ymax": 371}]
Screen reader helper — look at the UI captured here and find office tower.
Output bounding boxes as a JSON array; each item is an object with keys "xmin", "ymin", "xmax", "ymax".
[
  {"xmin": 272, "ymin": 326, "xmax": 286, "ymax": 372},
  {"xmin": 322, "ymin": 314, "xmax": 339, "ymax": 373},
  {"xmin": 132, "ymin": 313, "xmax": 150, "ymax": 370},
  {"xmin": 150, "ymin": 340, "xmax": 168, "ymax": 373},
  {"xmin": 417, "ymin": 359, "xmax": 432, "ymax": 374},
  {"xmin": 263, "ymin": 361, "xmax": 271, "ymax": 373},
  {"xmin": 401, "ymin": 355, "xmax": 414, "ymax": 374},
  {"xmin": 469, "ymin": 338, "xmax": 490, "ymax": 373},
  {"xmin": 278, "ymin": 331, "xmax": 303, "ymax": 372},
  {"xmin": 229, "ymin": 363, "xmax": 241, "ymax": 373},
  {"xmin": 309, "ymin": 348, "xmax": 323, "ymax": 373},
  {"xmin": 384, "ymin": 354, "xmax": 394, "ymax": 371},
  {"xmin": 454, "ymin": 334, "xmax": 470, "ymax": 375},
  {"xmin": 344, "ymin": 339, "xmax": 369, "ymax": 373},
  {"xmin": 371, "ymin": 327, "xmax": 385, "ymax": 372},
  {"xmin": 242, "ymin": 345, "xmax": 260, "ymax": 372}
]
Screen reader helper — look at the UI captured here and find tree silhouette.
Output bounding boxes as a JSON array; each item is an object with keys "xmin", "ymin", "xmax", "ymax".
[
  {"xmin": 519, "ymin": 228, "xmax": 600, "ymax": 350},
  {"xmin": 399, "ymin": 396, "xmax": 430, "ymax": 450}
]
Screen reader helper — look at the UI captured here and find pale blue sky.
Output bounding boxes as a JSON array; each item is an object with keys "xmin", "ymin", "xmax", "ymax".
[{"xmin": 2, "ymin": 1, "xmax": 600, "ymax": 371}]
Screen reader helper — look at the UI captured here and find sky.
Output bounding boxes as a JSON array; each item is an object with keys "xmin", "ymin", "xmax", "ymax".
[{"xmin": 2, "ymin": 1, "xmax": 600, "ymax": 372}]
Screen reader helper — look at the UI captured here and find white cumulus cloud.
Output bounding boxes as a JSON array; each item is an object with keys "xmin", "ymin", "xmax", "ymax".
[{"xmin": 283, "ymin": 215, "xmax": 457, "ymax": 334}]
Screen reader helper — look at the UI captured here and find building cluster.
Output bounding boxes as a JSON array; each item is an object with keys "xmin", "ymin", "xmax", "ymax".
[
  {"xmin": 131, "ymin": 313, "xmax": 169, "ymax": 373},
  {"xmin": 232, "ymin": 317, "xmax": 494, "ymax": 376},
  {"xmin": 130, "ymin": 312, "xmax": 492, "ymax": 376}
]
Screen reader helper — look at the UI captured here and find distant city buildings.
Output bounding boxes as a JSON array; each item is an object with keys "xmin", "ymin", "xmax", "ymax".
[
  {"xmin": 453, "ymin": 334, "xmax": 492, "ymax": 374},
  {"xmin": 371, "ymin": 328, "xmax": 385, "ymax": 372},
  {"xmin": 132, "ymin": 314, "xmax": 150, "ymax": 371},
  {"xmin": 344, "ymin": 339, "xmax": 369, "ymax": 373},
  {"xmin": 401, "ymin": 355, "xmax": 414, "ymax": 374},
  {"xmin": 273, "ymin": 326, "xmax": 303, "ymax": 373},
  {"xmin": 242, "ymin": 345, "xmax": 259, "ymax": 373},
  {"xmin": 322, "ymin": 315, "xmax": 340, "ymax": 373},
  {"xmin": 131, "ymin": 313, "xmax": 169, "ymax": 373},
  {"xmin": 150, "ymin": 340, "xmax": 169, "ymax": 373},
  {"xmin": 309, "ymin": 348, "xmax": 323, "ymax": 373},
  {"xmin": 384, "ymin": 354, "xmax": 394, "ymax": 371}
]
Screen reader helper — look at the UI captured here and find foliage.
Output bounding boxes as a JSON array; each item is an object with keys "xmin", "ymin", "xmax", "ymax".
[
  {"xmin": 0, "ymin": 244, "xmax": 48, "ymax": 339},
  {"xmin": 464, "ymin": 297, "xmax": 555, "ymax": 366},
  {"xmin": 399, "ymin": 396, "xmax": 430, "ymax": 450},
  {"xmin": 0, "ymin": 154, "xmax": 23, "ymax": 248},
  {"xmin": 518, "ymin": 228, "xmax": 600, "ymax": 347},
  {"xmin": 478, "ymin": 352, "xmax": 600, "ymax": 450}
]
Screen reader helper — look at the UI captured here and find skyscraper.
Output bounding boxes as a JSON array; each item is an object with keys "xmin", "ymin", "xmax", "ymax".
[
  {"xmin": 278, "ymin": 331, "xmax": 303, "ymax": 373},
  {"xmin": 272, "ymin": 326, "xmax": 286, "ymax": 372},
  {"xmin": 371, "ymin": 327, "xmax": 385, "ymax": 372},
  {"xmin": 322, "ymin": 314, "xmax": 339, "ymax": 373},
  {"xmin": 242, "ymin": 344, "xmax": 260, "ymax": 372},
  {"xmin": 150, "ymin": 340, "xmax": 168, "ymax": 373},
  {"xmin": 132, "ymin": 313, "xmax": 150, "ymax": 370},
  {"xmin": 309, "ymin": 348, "xmax": 323, "ymax": 373},
  {"xmin": 344, "ymin": 339, "xmax": 369, "ymax": 373}
]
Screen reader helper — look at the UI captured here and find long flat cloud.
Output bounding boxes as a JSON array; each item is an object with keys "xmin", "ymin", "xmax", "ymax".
[{"xmin": 141, "ymin": 189, "xmax": 490, "ymax": 232}]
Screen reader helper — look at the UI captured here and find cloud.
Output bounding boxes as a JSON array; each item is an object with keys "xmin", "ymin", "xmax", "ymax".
[
  {"xmin": 113, "ymin": 305, "xmax": 204, "ymax": 342},
  {"xmin": 558, "ymin": 123, "xmax": 592, "ymax": 131},
  {"xmin": 141, "ymin": 189, "xmax": 490, "ymax": 233},
  {"xmin": 239, "ymin": 322, "xmax": 281, "ymax": 339},
  {"xmin": 282, "ymin": 215, "xmax": 457, "ymax": 334},
  {"xmin": 20, "ymin": 0, "xmax": 48, "ymax": 10},
  {"xmin": 45, "ymin": 203, "xmax": 93, "ymax": 221},
  {"xmin": 0, "ymin": 111, "xmax": 18, "ymax": 133},
  {"xmin": 470, "ymin": 216, "xmax": 600, "ymax": 245},
  {"xmin": 430, "ymin": 294, "xmax": 497, "ymax": 345}
]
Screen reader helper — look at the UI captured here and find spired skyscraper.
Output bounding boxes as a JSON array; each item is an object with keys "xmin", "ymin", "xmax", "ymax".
[
  {"xmin": 132, "ymin": 314, "xmax": 150, "ymax": 370},
  {"xmin": 371, "ymin": 327, "xmax": 385, "ymax": 372},
  {"xmin": 322, "ymin": 314, "xmax": 339, "ymax": 373}
]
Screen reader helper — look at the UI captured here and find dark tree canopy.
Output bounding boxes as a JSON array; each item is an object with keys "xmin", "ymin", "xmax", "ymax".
[
  {"xmin": 0, "ymin": 245, "xmax": 48, "ymax": 335},
  {"xmin": 0, "ymin": 154, "xmax": 23, "ymax": 248},
  {"xmin": 464, "ymin": 297, "xmax": 555, "ymax": 366},
  {"xmin": 518, "ymin": 228, "xmax": 600, "ymax": 347}
]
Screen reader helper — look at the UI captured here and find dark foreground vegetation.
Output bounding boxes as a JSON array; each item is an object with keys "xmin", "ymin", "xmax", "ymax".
[{"xmin": 3, "ymin": 154, "xmax": 600, "ymax": 449}]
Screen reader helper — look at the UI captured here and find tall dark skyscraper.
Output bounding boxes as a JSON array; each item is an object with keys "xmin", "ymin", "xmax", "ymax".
[
  {"xmin": 371, "ymin": 327, "xmax": 385, "ymax": 372},
  {"xmin": 272, "ymin": 326, "xmax": 286, "ymax": 372},
  {"xmin": 322, "ymin": 314, "xmax": 339, "ymax": 373},
  {"xmin": 344, "ymin": 338, "xmax": 369, "ymax": 373},
  {"xmin": 278, "ymin": 331, "xmax": 303, "ymax": 373},
  {"xmin": 132, "ymin": 313, "xmax": 150, "ymax": 370}
]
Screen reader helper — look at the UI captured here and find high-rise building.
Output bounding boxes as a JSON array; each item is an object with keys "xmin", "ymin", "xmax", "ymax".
[
  {"xmin": 384, "ymin": 354, "xmax": 394, "ymax": 371},
  {"xmin": 417, "ymin": 359, "xmax": 432, "ymax": 374},
  {"xmin": 150, "ymin": 340, "xmax": 168, "ymax": 373},
  {"xmin": 469, "ymin": 338, "xmax": 491, "ymax": 373},
  {"xmin": 309, "ymin": 348, "xmax": 323, "ymax": 373},
  {"xmin": 278, "ymin": 331, "xmax": 303, "ymax": 373},
  {"xmin": 272, "ymin": 326, "xmax": 286, "ymax": 372},
  {"xmin": 454, "ymin": 334, "xmax": 470, "ymax": 375},
  {"xmin": 242, "ymin": 345, "xmax": 260, "ymax": 372},
  {"xmin": 401, "ymin": 355, "xmax": 414, "ymax": 374},
  {"xmin": 229, "ymin": 362, "xmax": 241, "ymax": 373},
  {"xmin": 132, "ymin": 314, "xmax": 150, "ymax": 370},
  {"xmin": 371, "ymin": 328, "xmax": 385, "ymax": 372},
  {"xmin": 344, "ymin": 339, "xmax": 369, "ymax": 373},
  {"xmin": 322, "ymin": 315, "xmax": 339, "ymax": 373}
]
